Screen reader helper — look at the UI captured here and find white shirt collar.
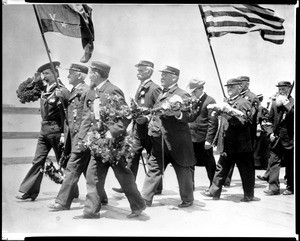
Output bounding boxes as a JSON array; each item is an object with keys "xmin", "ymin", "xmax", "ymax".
[
  {"xmin": 166, "ymin": 83, "xmax": 177, "ymax": 90},
  {"xmin": 229, "ymin": 94, "xmax": 239, "ymax": 101},
  {"xmin": 96, "ymin": 79, "xmax": 108, "ymax": 90},
  {"xmin": 74, "ymin": 82, "xmax": 83, "ymax": 89},
  {"xmin": 46, "ymin": 83, "xmax": 56, "ymax": 92}
]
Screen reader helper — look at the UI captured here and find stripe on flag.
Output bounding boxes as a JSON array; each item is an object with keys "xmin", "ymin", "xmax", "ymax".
[{"xmin": 200, "ymin": 4, "xmax": 285, "ymax": 44}]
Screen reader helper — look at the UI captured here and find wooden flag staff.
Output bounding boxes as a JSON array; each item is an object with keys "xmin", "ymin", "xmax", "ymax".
[
  {"xmin": 33, "ymin": 5, "xmax": 60, "ymax": 88},
  {"xmin": 198, "ymin": 5, "xmax": 227, "ymax": 99}
]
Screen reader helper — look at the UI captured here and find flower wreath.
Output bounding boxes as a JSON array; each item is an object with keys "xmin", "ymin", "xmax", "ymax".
[
  {"xmin": 86, "ymin": 94, "xmax": 135, "ymax": 165},
  {"xmin": 16, "ymin": 77, "xmax": 45, "ymax": 104}
]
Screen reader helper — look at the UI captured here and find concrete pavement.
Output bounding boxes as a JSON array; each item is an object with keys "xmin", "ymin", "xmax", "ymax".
[{"xmin": 2, "ymin": 162, "xmax": 296, "ymax": 239}]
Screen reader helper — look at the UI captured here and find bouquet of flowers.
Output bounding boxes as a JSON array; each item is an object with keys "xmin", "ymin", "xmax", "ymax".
[
  {"xmin": 16, "ymin": 76, "xmax": 45, "ymax": 104},
  {"xmin": 151, "ymin": 95, "xmax": 199, "ymax": 116},
  {"xmin": 86, "ymin": 94, "xmax": 134, "ymax": 165},
  {"xmin": 207, "ymin": 103, "xmax": 245, "ymax": 117}
]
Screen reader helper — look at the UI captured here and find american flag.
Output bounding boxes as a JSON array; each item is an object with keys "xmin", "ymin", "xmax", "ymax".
[{"xmin": 199, "ymin": 4, "xmax": 285, "ymax": 45}]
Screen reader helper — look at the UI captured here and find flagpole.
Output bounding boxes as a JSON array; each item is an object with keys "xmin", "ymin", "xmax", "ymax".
[
  {"xmin": 198, "ymin": 5, "xmax": 227, "ymax": 99},
  {"xmin": 33, "ymin": 4, "xmax": 60, "ymax": 89}
]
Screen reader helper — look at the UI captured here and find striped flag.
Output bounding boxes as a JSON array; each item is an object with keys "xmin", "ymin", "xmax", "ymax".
[{"xmin": 200, "ymin": 4, "xmax": 285, "ymax": 44}]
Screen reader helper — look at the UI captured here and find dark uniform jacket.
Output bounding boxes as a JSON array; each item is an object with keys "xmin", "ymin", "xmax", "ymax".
[
  {"xmin": 65, "ymin": 82, "xmax": 90, "ymax": 153},
  {"xmin": 40, "ymin": 82, "xmax": 70, "ymax": 134},
  {"xmin": 148, "ymin": 84, "xmax": 196, "ymax": 167},
  {"xmin": 188, "ymin": 93, "xmax": 218, "ymax": 143},
  {"xmin": 265, "ymin": 97, "xmax": 294, "ymax": 150},
  {"xmin": 133, "ymin": 79, "xmax": 161, "ymax": 139},
  {"xmin": 240, "ymin": 89, "xmax": 259, "ymax": 141},
  {"xmin": 219, "ymin": 95, "xmax": 253, "ymax": 154},
  {"xmin": 78, "ymin": 80, "xmax": 131, "ymax": 143}
]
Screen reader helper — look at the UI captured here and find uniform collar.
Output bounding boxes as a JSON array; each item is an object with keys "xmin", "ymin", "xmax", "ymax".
[
  {"xmin": 96, "ymin": 79, "xmax": 108, "ymax": 91},
  {"xmin": 140, "ymin": 78, "xmax": 152, "ymax": 88}
]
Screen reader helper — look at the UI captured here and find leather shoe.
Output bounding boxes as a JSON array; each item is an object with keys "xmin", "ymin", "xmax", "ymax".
[
  {"xmin": 201, "ymin": 191, "xmax": 219, "ymax": 200},
  {"xmin": 74, "ymin": 191, "xmax": 79, "ymax": 199},
  {"xmin": 154, "ymin": 190, "xmax": 162, "ymax": 195},
  {"xmin": 48, "ymin": 203, "xmax": 69, "ymax": 211},
  {"xmin": 126, "ymin": 205, "xmax": 146, "ymax": 218},
  {"xmin": 16, "ymin": 194, "xmax": 36, "ymax": 201},
  {"xmin": 178, "ymin": 201, "xmax": 193, "ymax": 208},
  {"xmin": 101, "ymin": 199, "xmax": 108, "ymax": 206},
  {"xmin": 240, "ymin": 197, "xmax": 253, "ymax": 202},
  {"xmin": 143, "ymin": 198, "xmax": 152, "ymax": 207},
  {"xmin": 282, "ymin": 190, "xmax": 293, "ymax": 195},
  {"xmin": 257, "ymin": 175, "xmax": 268, "ymax": 181},
  {"xmin": 264, "ymin": 189, "xmax": 280, "ymax": 196},
  {"xmin": 112, "ymin": 187, "xmax": 124, "ymax": 193},
  {"xmin": 73, "ymin": 212, "xmax": 100, "ymax": 219}
]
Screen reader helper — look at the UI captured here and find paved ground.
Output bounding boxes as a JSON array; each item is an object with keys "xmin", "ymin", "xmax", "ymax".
[{"xmin": 2, "ymin": 161, "xmax": 296, "ymax": 239}]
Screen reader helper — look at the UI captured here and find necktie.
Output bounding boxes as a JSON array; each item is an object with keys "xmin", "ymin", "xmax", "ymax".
[{"xmin": 71, "ymin": 87, "xmax": 76, "ymax": 93}]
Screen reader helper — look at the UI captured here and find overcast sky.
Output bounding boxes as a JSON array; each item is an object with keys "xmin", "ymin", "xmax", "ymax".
[{"xmin": 3, "ymin": 3, "xmax": 296, "ymax": 108}]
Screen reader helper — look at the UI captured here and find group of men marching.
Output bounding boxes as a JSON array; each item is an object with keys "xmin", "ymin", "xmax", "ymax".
[{"xmin": 16, "ymin": 59, "xmax": 294, "ymax": 219}]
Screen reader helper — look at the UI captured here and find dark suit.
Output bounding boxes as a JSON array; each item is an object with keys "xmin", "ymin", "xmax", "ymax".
[
  {"xmin": 18, "ymin": 82, "xmax": 70, "ymax": 198},
  {"xmin": 189, "ymin": 93, "xmax": 218, "ymax": 188},
  {"xmin": 225, "ymin": 89, "xmax": 258, "ymax": 186},
  {"xmin": 142, "ymin": 84, "xmax": 196, "ymax": 204},
  {"xmin": 129, "ymin": 79, "xmax": 161, "ymax": 179},
  {"xmin": 209, "ymin": 95, "xmax": 255, "ymax": 199},
  {"xmin": 55, "ymin": 83, "xmax": 95, "ymax": 208},
  {"xmin": 80, "ymin": 80, "xmax": 145, "ymax": 215},
  {"xmin": 264, "ymin": 97, "xmax": 294, "ymax": 193}
]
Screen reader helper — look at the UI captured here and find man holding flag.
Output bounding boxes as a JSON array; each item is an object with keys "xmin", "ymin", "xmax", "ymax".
[{"xmin": 16, "ymin": 61, "xmax": 70, "ymax": 201}]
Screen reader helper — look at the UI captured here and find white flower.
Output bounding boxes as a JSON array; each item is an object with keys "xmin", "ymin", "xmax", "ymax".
[
  {"xmin": 169, "ymin": 94, "xmax": 183, "ymax": 104},
  {"xmin": 161, "ymin": 101, "xmax": 171, "ymax": 110}
]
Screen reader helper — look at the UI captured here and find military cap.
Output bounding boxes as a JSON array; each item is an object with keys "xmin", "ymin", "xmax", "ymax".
[
  {"xmin": 37, "ymin": 61, "xmax": 60, "ymax": 73},
  {"xmin": 135, "ymin": 60, "xmax": 154, "ymax": 68},
  {"xmin": 66, "ymin": 63, "xmax": 88, "ymax": 74},
  {"xmin": 276, "ymin": 81, "xmax": 292, "ymax": 87},
  {"xmin": 224, "ymin": 78, "xmax": 242, "ymax": 86},
  {"xmin": 159, "ymin": 65, "xmax": 180, "ymax": 76},
  {"xmin": 90, "ymin": 61, "xmax": 111, "ymax": 73},
  {"xmin": 237, "ymin": 76, "xmax": 250, "ymax": 82},
  {"xmin": 186, "ymin": 77, "xmax": 206, "ymax": 93}
]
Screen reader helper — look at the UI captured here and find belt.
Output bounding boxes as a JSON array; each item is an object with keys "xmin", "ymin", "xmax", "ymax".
[{"xmin": 41, "ymin": 120, "xmax": 60, "ymax": 125}]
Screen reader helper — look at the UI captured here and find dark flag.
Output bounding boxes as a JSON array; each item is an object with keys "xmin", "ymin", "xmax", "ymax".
[
  {"xmin": 200, "ymin": 4, "xmax": 285, "ymax": 44},
  {"xmin": 35, "ymin": 4, "xmax": 94, "ymax": 63}
]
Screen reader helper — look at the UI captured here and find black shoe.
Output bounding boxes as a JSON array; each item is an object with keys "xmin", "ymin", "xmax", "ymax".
[
  {"xmin": 74, "ymin": 191, "xmax": 79, "ymax": 199},
  {"xmin": 240, "ymin": 197, "xmax": 253, "ymax": 202},
  {"xmin": 264, "ymin": 189, "xmax": 280, "ymax": 196},
  {"xmin": 73, "ymin": 212, "xmax": 100, "ymax": 219},
  {"xmin": 154, "ymin": 190, "xmax": 162, "ymax": 195},
  {"xmin": 16, "ymin": 194, "xmax": 36, "ymax": 201},
  {"xmin": 126, "ymin": 205, "xmax": 146, "ymax": 218},
  {"xmin": 112, "ymin": 187, "xmax": 124, "ymax": 193},
  {"xmin": 178, "ymin": 201, "xmax": 193, "ymax": 208},
  {"xmin": 143, "ymin": 198, "xmax": 152, "ymax": 207},
  {"xmin": 48, "ymin": 203, "xmax": 70, "ymax": 211},
  {"xmin": 257, "ymin": 175, "xmax": 268, "ymax": 181}
]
